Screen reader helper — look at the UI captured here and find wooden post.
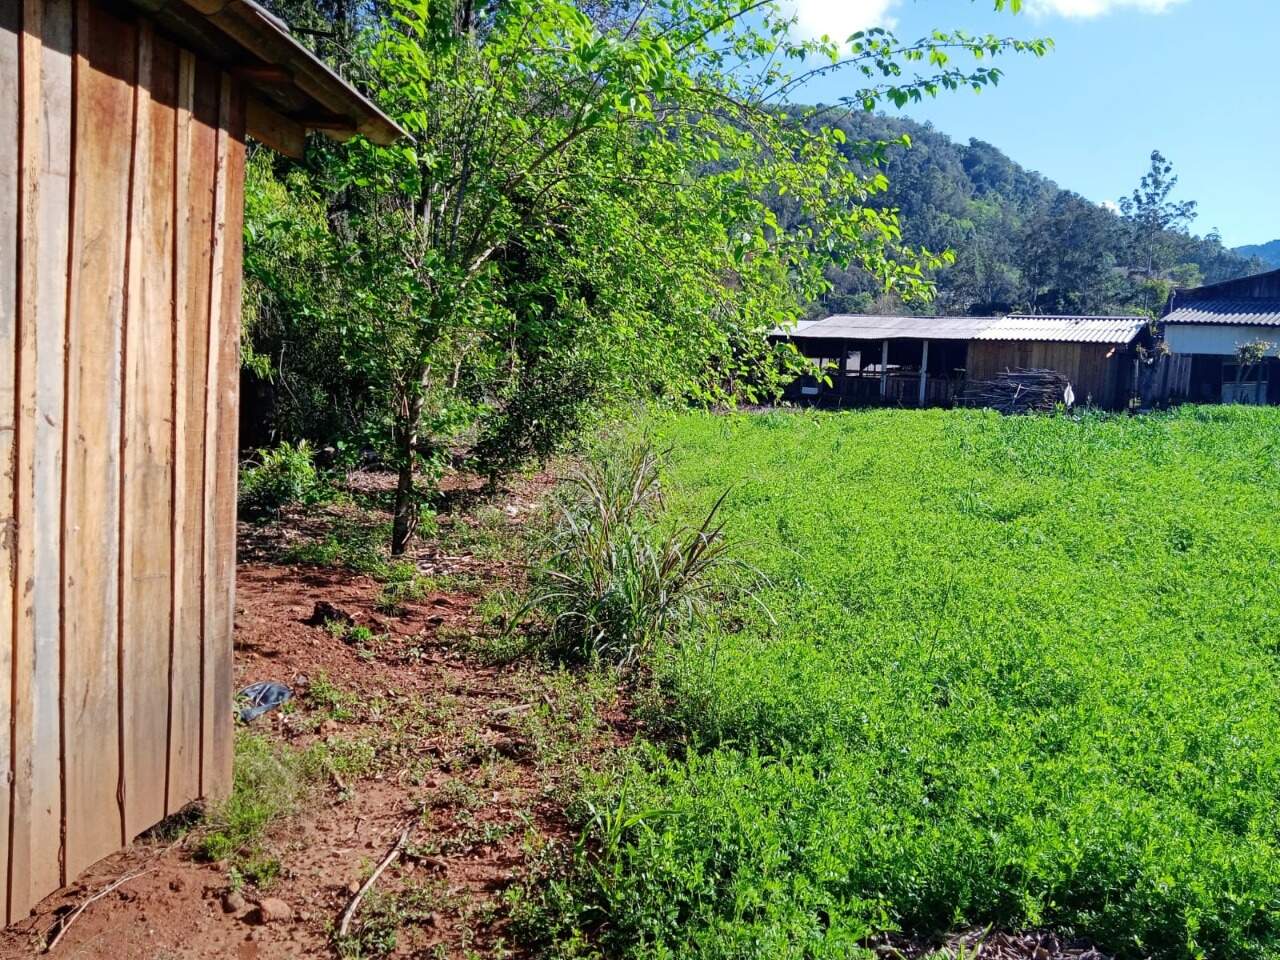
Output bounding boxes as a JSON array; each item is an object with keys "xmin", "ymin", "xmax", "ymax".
[
  {"xmin": 918, "ymin": 339, "xmax": 930, "ymax": 407},
  {"xmin": 838, "ymin": 341, "xmax": 849, "ymax": 402},
  {"xmin": 880, "ymin": 339, "xmax": 889, "ymax": 400}
]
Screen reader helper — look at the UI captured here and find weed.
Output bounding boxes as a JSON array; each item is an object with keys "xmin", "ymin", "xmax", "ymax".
[
  {"xmin": 375, "ymin": 575, "xmax": 432, "ymax": 616},
  {"xmin": 197, "ymin": 733, "xmax": 312, "ymax": 879},
  {"xmin": 281, "ymin": 519, "xmax": 419, "ymax": 582},
  {"xmin": 520, "ymin": 442, "xmax": 743, "ymax": 668},
  {"xmin": 239, "ymin": 440, "xmax": 326, "ymax": 519},
  {"xmin": 335, "ymin": 880, "xmax": 441, "ymax": 959},
  {"xmin": 307, "ymin": 673, "xmax": 360, "ymax": 722}
]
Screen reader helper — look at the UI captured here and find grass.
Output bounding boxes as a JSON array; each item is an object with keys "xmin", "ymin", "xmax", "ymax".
[
  {"xmin": 198, "ymin": 733, "xmax": 315, "ymax": 884},
  {"xmin": 200, "ymin": 716, "xmax": 379, "ymax": 885},
  {"xmin": 528, "ymin": 406, "xmax": 1280, "ymax": 960}
]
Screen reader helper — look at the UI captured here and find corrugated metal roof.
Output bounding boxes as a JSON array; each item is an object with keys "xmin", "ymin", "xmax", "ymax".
[
  {"xmin": 773, "ymin": 315, "xmax": 998, "ymax": 341},
  {"xmin": 773, "ymin": 313, "xmax": 1147, "ymax": 344},
  {"xmin": 975, "ymin": 315, "xmax": 1147, "ymax": 344},
  {"xmin": 1162, "ymin": 299, "xmax": 1280, "ymax": 327}
]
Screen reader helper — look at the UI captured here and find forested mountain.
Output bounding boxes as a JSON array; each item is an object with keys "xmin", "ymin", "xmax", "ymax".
[
  {"xmin": 1236, "ymin": 240, "xmax": 1280, "ymax": 268},
  {"xmin": 798, "ymin": 112, "xmax": 1266, "ymax": 318}
]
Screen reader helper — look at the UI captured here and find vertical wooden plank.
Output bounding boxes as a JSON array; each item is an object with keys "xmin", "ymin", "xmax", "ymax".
[
  {"xmin": 10, "ymin": 0, "xmax": 73, "ymax": 916},
  {"xmin": 917, "ymin": 339, "xmax": 929, "ymax": 408},
  {"xmin": 207, "ymin": 77, "xmax": 243, "ymax": 801},
  {"xmin": 199, "ymin": 73, "xmax": 238, "ymax": 801},
  {"xmin": 165, "ymin": 47, "xmax": 194, "ymax": 816},
  {"xmin": 121, "ymin": 22, "xmax": 176, "ymax": 841},
  {"xmin": 0, "ymin": 0, "xmax": 20, "ymax": 925},
  {"xmin": 61, "ymin": 0, "xmax": 134, "ymax": 879},
  {"xmin": 168, "ymin": 56, "xmax": 216, "ymax": 810},
  {"xmin": 32, "ymin": 0, "xmax": 70, "ymax": 897}
]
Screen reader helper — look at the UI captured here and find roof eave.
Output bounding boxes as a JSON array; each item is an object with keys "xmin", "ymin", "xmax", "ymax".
[{"xmin": 123, "ymin": 0, "xmax": 407, "ymax": 152}]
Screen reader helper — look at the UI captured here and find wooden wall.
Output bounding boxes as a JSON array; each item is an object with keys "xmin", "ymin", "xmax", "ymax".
[
  {"xmin": 968, "ymin": 341, "xmax": 1126, "ymax": 409},
  {"xmin": 1, "ymin": 0, "xmax": 244, "ymax": 922}
]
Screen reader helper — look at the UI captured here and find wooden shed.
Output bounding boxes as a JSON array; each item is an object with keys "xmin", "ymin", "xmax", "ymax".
[
  {"xmin": 1162, "ymin": 268, "xmax": 1280, "ymax": 405},
  {"xmin": 1, "ymin": 0, "xmax": 400, "ymax": 922},
  {"xmin": 967, "ymin": 315, "xmax": 1149, "ymax": 410}
]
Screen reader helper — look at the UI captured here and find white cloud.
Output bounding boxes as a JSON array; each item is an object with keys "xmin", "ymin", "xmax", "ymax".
[
  {"xmin": 788, "ymin": 0, "xmax": 900, "ymax": 41},
  {"xmin": 1101, "ymin": 199, "xmax": 1121, "ymax": 214},
  {"xmin": 787, "ymin": 0, "xmax": 1183, "ymax": 42},
  {"xmin": 1024, "ymin": 0, "xmax": 1186, "ymax": 18}
]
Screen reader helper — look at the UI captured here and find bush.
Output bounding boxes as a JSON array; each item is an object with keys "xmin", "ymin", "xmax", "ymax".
[
  {"xmin": 522, "ymin": 442, "xmax": 739, "ymax": 669},
  {"xmin": 238, "ymin": 440, "xmax": 324, "ymax": 518}
]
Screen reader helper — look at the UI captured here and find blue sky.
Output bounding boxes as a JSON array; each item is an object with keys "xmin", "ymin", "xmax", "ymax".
[{"xmin": 791, "ymin": 0, "xmax": 1277, "ymax": 248}]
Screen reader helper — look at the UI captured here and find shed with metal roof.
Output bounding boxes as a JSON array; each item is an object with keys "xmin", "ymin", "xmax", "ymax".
[
  {"xmin": 1161, "ymin": 268, "xmax": 1280, "ymax": 404},
  {"xmin": 771, "ymin": 313, "xmax": 1148, "ymax": 409}
]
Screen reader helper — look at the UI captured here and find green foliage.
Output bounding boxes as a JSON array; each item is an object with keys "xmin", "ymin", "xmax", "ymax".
[
  {"xmin": 533, "ymin": 407, "xmax": 1280, "ymax": 960},
  {"xmin": 1235, "ymin": 339, "xmax": 1275, "ymax": 367},
  {"xmin": 245, "ymin": 0, "xmax": 1048, "ymax": 553},
  {"xmin": 1235, "ymin": 239, "xmax": 1280, "ymax": 269},
  {"xmin": 238, "ymin": 440, "xmax": 324, "ymax": 518},
  {"xmin": 280, "ymin": 519, "xmax": 421, "ymax": 582},
  {"xmin": 522, "ymin": 443, "xmax": 738, "ymax": 668},
  {"xmin": 198, "ymin": 733, "xmax": 314, "ymax": 877},
  {"xmin": 804, "ymin": 117, "xmax": 1263, "ymax": 318}
]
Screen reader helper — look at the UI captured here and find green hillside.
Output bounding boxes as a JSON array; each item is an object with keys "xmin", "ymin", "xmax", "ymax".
[
  {"xmin": 796, "ymin": 112, "xmax": 1266, "ymax": 317},
  {"xmin": 1236, "ymin": 239, "xmax": 1280, "ymax": 268}
]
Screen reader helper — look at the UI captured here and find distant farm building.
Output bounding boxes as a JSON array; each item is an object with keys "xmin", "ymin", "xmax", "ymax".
[
  {"xmin": 773, "ymin": 314, "xmax": 1150, "ymax": 410},
  {"xmin": 2, "ymin": 0, "xmax": 400, "ymax": 923},
  {"xmin": 1162, "ymin": 268, "xmax": 1280, "ymax": 405}
]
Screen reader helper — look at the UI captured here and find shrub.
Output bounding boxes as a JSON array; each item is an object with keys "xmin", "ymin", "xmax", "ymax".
[
  {"xmin": 522, "ymin": 443, "xmax": 739, "ymax": 669},
  {"xmin": 238, "ymin": 440, "xmax": 323, "ymax": 518}
]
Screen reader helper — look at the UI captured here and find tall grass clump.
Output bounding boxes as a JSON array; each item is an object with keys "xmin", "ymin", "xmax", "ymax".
[{"xmin": 524, "ymin": 443, "xmax": 738, "ymax": 669}]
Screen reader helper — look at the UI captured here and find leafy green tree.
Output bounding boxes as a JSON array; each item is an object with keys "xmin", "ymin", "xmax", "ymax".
[
  {"xmin": 1119, "ymin": 149, "xmax": 1198, "ymax": 308},
  {"xmin": 302, "ymin": 0, "xmax": 1048, "ymax": 553}
]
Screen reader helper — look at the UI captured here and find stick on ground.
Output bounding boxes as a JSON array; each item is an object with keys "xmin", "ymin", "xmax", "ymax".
[
  {"xmin": 43, "ymin": 869, "xmax": 150, "ymax": 953},
  {"xmin": 337, "ymin": 822, "xmax": 414, "ymax": 938}
]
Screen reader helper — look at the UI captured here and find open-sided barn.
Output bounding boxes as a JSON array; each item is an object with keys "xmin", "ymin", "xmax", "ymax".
[{"xmin": 772, "ymin": 313, "xmax": 1149, "ymax": 410}]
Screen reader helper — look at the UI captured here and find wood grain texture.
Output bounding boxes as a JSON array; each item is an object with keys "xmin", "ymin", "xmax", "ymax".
[
  {"xmin": 121, "ymin": 21, "xmax": 177, "ymax": 841},
  {"xmin": 199, "ymin": 73, "xmax": 232, "ymax": 801},
  {"xmin": 245, "ymin": 95, "xmax": 303, "ymax": 159},
  {"xmin": 205, "ymin": 75, "xmax": 243, "ymax": 801},
  {"xmin": 165, "ymin": 46, "xmax": 194, "ymax": 816},
  {"xmin": 168, "ymin": 53, "xmax": 216, "ymax": 812},
  {"xmin": 0, "ymin": 0, "xmax": 20, "ymax": 925},
  {"xmin": 61, "ymin": 0, "xmax": 134, "ymax": 880},
  {"xmin": 2, "ymin": 0, "xmax": 253, "ymax": 912},
  {"xmin": 967, "ymin": 340, "xmax": 1123, "ymax": 409},
  {"xmin": 11, "ymin": 0, "xmax": 73, "ymax": 914}
]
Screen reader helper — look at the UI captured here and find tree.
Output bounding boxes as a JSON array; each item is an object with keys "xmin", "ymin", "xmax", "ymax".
[
  {"xmin": 316, "ymin": 0, "xmax": 1049, "ymax": 553},
  {"xmin": 243, "ymin": 0, "xmax": 1049, "ymax": 553},
  {"xmin": 1119, "ymin": 149, "xmax": 1198, "ymax": 294}
]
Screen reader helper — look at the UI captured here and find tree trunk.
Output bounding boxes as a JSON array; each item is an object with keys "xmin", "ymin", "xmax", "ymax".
[{"xmin": 390, "ymin": 394, "xmax": 425, "ymax": 556}]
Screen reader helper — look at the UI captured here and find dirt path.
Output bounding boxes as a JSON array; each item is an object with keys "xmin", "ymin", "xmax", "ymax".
[{"xmin": 0, "ymin": 476, "xmax": 627, "ymax": 960}]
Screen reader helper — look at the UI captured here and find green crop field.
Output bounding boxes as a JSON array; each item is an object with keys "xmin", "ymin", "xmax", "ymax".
[{"xmin": 553, "ymin": 406, "xmax": 1280, "ymax": 960}]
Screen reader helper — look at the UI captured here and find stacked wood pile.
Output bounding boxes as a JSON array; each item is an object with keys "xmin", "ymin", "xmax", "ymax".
[{"xmin": 958, "ymin": 368, "xmax": 1073, "ymax": 414}]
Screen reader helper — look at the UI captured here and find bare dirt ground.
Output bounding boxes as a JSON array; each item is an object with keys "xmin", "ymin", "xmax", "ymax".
[{"xmin": 0, "ymin": 471, "xmax": 629, "ymax": 960}]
